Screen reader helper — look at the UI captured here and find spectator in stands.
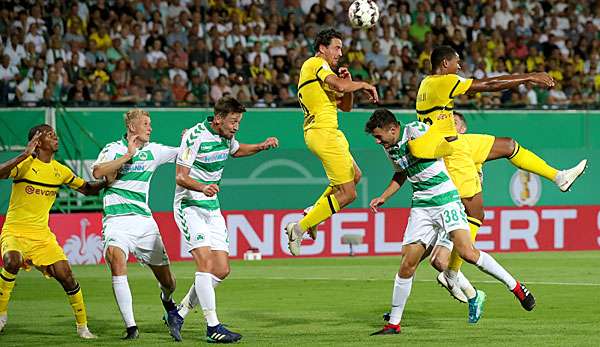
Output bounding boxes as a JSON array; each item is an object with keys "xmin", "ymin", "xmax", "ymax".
[{"xmin": 16, "ymin": 67, "xmax": 46, "ymax": 104}]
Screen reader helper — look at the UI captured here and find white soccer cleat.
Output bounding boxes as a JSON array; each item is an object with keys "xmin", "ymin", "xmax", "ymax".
[
  {"xmin": 303, "ymin": 206, "xmax": 318, "ymax": 240},
  {"xmin": 77, "ymin": 325, "xmax": 98, "ymax": 339},
  {"xmin": 0, "ymin": 313, "xmax": 7, "ymax": 332},
  {"xmin": 436, "ymin": 272, "xmax": 468, "ymax": 304},
  {"xmin": 555, "ymin": 159, "xmax": 587, "ymax": 192},
  {"xmin": 285, "ymin": 222, "xmax": 303, "ymax": 256}
]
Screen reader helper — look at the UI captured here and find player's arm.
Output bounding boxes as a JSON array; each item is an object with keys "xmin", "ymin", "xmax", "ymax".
[
  {"xmin": 468, "ymin": 72, "xmax": 555, "ymax": 94},
  {"xmin": 336, "ymin": 67, "xmax": 354, "ymax": 112},
  {"xmin": 92, "ymin": 134, "xmax": 138, "ymax": 179},
  {"xmin": 0, "ymin": 131, "xmax": 41, "ymax": 179},
  {"xmin": 175, "ymin": 164, "xmax": 220, "ymax": 197},
  {"xmin": 369, "ymin": 171, "xmax": 407, "ymax": 213},
  {"xmin": 76, "ymin": 179, "xmax": 109, "ymax": 196},
  {"xmin": 231, "ymin": 137, "xmax": 279, "ymax": 158},
  {"xmin": 324, "ymin": 74, "xmax": 379, "ymax": 103}
]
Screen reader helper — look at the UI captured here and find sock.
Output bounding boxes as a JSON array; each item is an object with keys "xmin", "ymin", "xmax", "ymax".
[
  {"xmin": 407, "ymin": 129, "xmax": 454, "ymax": 159},
  {"xmin": 112, "ymin": 275, "xmax": 136, "ymax": 328},
  {"xmin": 389, "ymin": 274, "xmax": 413, "ymax": 325},
  {"xmin": 66, "ymin": 282, "xmax": 88, "ymax": 327},
  {"xmin": 456, "ymin": 271, "xmax": 477, "ymax": 300},
  {"xmin": 509, "ymin": 142, "xmax": 558, "ymax": 181},
  {"xmin": 298, "ymin": 192, "xmax": 340, "ymax": 231},
  {"xmin": 448, "ymin": 217, "xmax": 481, "ymax": 272},
  {"xmin": 195, "ymin": 272, "xmax": 219, "ymax": 326},
  {"xmin": 0, "ymin": 269, "xmax": 17, "ymax": 315},
  {"xmin": 160, "ymin": 284, "xmax": 177, "ymax": 312},
  {"xmin": 179, "ymin": 275, "xmax": 222, "ymax": 318},
  {"xmin": 475, "ymin": 251, "xmax": 517, "ymax": 290}
]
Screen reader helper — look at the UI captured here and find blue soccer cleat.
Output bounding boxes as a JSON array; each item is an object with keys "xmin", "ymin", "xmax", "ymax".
[
  {"xmin": 206, "ymin": 324, "xmax": 242, "ymax": 343},
  {"xmin": 468, "ymin": 290, "xmax": 486, "ymax": 323},
  {"xmin": 163, "ymin": 310, "xmax": 184, "ymax": 341}
]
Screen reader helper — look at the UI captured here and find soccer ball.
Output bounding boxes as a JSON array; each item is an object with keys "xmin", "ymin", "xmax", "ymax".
[{"xmin": 348, "ymin": 0, "xmax": 380, "ymax": 29}]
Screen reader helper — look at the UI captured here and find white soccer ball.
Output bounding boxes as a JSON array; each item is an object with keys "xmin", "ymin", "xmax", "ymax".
[{"xmin": 348, "ymin": 0, "xmax": 380, "ymax": 29}]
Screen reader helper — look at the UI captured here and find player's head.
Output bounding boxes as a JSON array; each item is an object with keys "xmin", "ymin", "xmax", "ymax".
[
  {"xmin": 124, "ymin": 108, "xmax": 152, "ymax": 143},
  {"xmin": 314, "ymin": 28, "xmax": 343, "ymax": 68},
  {"xmin": 453, "ymin": 111, "xmax": 467, "ymax": 134},
  {"xmin": 431, "ymin": 45, "xmax": 461, "ymax": 74},
  {"xmin": 28, "ymin": 124, "xmax": 58, "ymax": 153},
  {"xmin": 212, "ymin": 96, "xmax": 246, "ymax": 139},
  {"xmin": 365, "ymin": 109, "xmax": 401, "ymax": 149}
]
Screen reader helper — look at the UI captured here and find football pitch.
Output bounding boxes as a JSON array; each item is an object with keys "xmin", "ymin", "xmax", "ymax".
[{"xmin": 2, "ymin": 251, "xmax": 599, "ymax": 346}]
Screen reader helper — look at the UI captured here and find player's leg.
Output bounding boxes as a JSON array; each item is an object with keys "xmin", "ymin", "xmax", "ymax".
[
  {"xmin": 450, "ymin": 228, "xmax": 535, "ymax": 311},
  {"xmin": 0, "ymin": 247, "xmax": 22, "ymax": 332},
  {"xmin": 46, "ymin": 260, "xmax": 96, "ymax": 338},
  {"xmin": 105, "ymin": 245, "xmax": 139, "ymax": 339}
]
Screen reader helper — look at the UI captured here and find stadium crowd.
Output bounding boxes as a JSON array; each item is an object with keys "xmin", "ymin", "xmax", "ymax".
[{"xmin": 0, "ymin": 0, "xmax": 599, "ymax": 108}]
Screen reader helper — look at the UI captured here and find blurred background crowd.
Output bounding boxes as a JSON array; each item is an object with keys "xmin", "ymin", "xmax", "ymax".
[{"xmin": 1, "ymin": 0, "xmax": 599, "ymax": 108}]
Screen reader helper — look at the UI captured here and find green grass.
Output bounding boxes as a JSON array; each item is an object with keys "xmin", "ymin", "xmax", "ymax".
[{"xmin": 2, "ymin": 251, "xmax": 600, "ymax": 346}]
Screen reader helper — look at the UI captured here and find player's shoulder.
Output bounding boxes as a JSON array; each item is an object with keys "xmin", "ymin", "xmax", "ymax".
[
  {"xmin": 302, "ymin": 56, "xmax": 328, "ymax": 71},
  {"xmin": 405, "ymin": 120, "xmax": 428, "ymax": 130},
  {"xmin": 50, "ymin": 159, "xmax": 74, "ymax": 176}
]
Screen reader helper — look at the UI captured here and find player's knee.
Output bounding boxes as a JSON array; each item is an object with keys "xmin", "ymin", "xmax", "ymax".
[
  {"xmin": 399, "ymin": 260, "xmax": 419, "ymax": 277},
  {"xmin": 213, "ymin": 266, "xmax": 230, "ymax": 280},
  {"xmin": 3, "ymin": 253, "xmax": 22, "ymax": 274}
]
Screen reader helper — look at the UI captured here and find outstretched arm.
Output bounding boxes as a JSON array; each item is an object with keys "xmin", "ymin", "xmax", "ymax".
[
  {"xmin": 76, "ymin": 179, "xmax": 109, "ymax": 196},
  {"xmin": 369, "ymin": 171, "xmax": 407, "ymax": 213},
  {"xmin": 231, "ymin": 137, "xmax": 279, "ymax": 158},
  {"xmin": 0, "ymin": 131, "xmax": 41, "ymax": 179},
  {"xmin": 325, "ymin": 74, "xmax": 379, "ymax": 103},
  {"xmin": 468, "ymin": 72, "xmax": 555, "ymax": 94}
]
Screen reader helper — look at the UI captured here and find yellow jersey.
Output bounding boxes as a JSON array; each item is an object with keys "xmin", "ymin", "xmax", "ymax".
[
  {"xmin": 1, "ymin": 156, "xmax": 85, "ymax": 240},
  {"xmin": 416, "ymin": 74, "xmax": 473, "ymax": 137},
  {"xmin": 297, "ymin": 56, "xmax": 338, "ymax": 130}
]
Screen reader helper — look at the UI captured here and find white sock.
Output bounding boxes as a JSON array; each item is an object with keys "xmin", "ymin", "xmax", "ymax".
[
  {"xmin": 389, "ymin": 274, "xmax": 413, "ymax": 325},
  {"xmin": 194, "ymin": 272, "xmax": 219, "ymax": 326},
  {"xmin": 475, "ymin": 251, "xmax": 517, "ymax": 290},
  {"xmin": 456, "ymin": 271, "xmax": 477, "ymax": 300},
  {"xmin": 179, "ymin": 275, "xmax": 222, "ymax": 318},
  {"xmin": 112, "ymin": 275, "xmax": 136, "ymax": 328}
]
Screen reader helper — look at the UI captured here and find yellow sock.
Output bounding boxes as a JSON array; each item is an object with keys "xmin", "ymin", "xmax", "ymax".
[
  {"xmin": 318, "ymin": 186, "xmax": 333, "ymax": 200},
  {"xmin": 66, "ymin": 283, "xmax": 88, "ymax": 326},
  {"xmin": 0, "ymin": 269, "xmax": 17, "ymax": 314},
  {"xmin": 448, "ymin": 217, "xmax": 481, "ymax": 271},
  {"xmin": 408, "ymin": 129, "xmax": 454, "ymax": 159},
  {"xmin": 299, "ymin": 193, "xmax": 340, "ymax": 231},
  {"xmin": 509, "ymin": 142, "xmax": 558, "ymax": 181}
]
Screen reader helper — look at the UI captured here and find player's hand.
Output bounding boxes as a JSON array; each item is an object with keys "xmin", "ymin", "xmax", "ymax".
[
  {"xmin": 363, "ymin": 83, "xmax": 379, "ymax": 103},
  {"xmin": 369, "ymin": 196, "xmax": 386, "ymax": 213},
  {"xmin": 339, "ymin": 67, "xmax": 352, "ymax": 81},
  {"xmin": 126, "ymin": 134, "xmax": 138, "ymax": 158},
  {"xmin": 258, "ymin": 137, "xmax": 279, "ymax": 150},
  {"xmin": 202, "ymin": 184, "xmax": 220, "ymax": 197},
  {"xmin": 24, "ymin": 131, "xmax": 42, "ymax": 157},
  {"xmin": 528, "ymin": 72, "xmax": 555, "ymax": 88}
]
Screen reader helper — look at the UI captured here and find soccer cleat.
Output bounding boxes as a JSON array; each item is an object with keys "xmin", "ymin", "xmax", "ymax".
[
  {"xmin": 555, "ymin": 159, "xmax": 587, "ymax": 192},
  {"xmin": 285, "ymin": 222, "xmax": 304, "ymax": 256},
  {"xmin": 303, "ymin": 206, "xmax": 318, "ymax": 240},
  {"xmin": 371, "ymin": 323, "xmax": 401, "ymax": 335},
  {"xmin": 206, "ymin": 323, "xmax": 242, "ymax": 343},
  {"xmin": 0, "ymin": 313, "xmax": 7, "ymax": 333},
  {"xmin": 163, "ymin": 310, "xmax": 184, "ymax": 342},
  {"xmin": 77, "ymin": 325, "xmax": 97, "ymax": 339},
  {"xmin": 436, "ymin": 272, "xmax": 468, "ymax": 303},
  {"xmin": 512, "ymin": 282, "xmax": 535, "ymax": 311},
  {"xmin": 122, "ymin": 325, "xmax": 139, "ymax": 340},
  {"xmin": 468, "ymin": 290, "xmax": 486, "ymax": 324}
]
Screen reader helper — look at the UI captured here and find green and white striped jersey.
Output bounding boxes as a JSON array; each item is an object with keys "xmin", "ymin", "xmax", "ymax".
[
  {"xmin": 92, "ymin": 137, "xmax": 178, "ymax": 217},
  {"xmin": 174, "ymin": 119, "xmax": 240, "ymax": 210},
  {"xmin": 386, "ymin": 121, "xmax": 460, "ymax": 208}
]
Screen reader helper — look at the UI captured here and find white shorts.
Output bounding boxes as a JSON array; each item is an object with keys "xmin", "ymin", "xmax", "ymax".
[
  {"xmin": 403, "ymin": 201, "xmax": 469, "ymax": 250},
  {"xmin": 102, "ymin": 214, "xmax": 170, "ymax": 266},
  {"xmin": 174, "ymin": 206, "xmax": 230, "ymax": 254}
]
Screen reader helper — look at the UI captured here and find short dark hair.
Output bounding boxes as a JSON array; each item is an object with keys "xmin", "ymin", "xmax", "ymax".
[
  {"xmin": 314, "ymin": 28, "xmax": 343, "ymax": 52},
  {"xmin": 454, "ymin": 111, "xmax": 465, "ymax": 124},
  {"xmin": 28, "ymin": 124, "xmax": 53, "ymax": 140},
  {"xmin": 365, "ymin": 109, "xmax": 399, "ymax": 134},
  {"xmin": 214, "ymin": 96, "xmax": 246, "ymax": 117},
  {"xmin": 430, "ymin": 45, "xmax": 457, "ymax": 71}
]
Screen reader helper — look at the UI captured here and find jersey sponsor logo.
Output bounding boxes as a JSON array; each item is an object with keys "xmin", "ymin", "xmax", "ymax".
[
  {"xmin": 200, "ymin": 152, "xmax": 228, "ymax": 162},
  {"xmin": 25, "ymin": 185, "xmax": 57, "ymax": 196},
  {"xmin": 120, "ymin": 162, "xmax": 146, "ymax": 173}
]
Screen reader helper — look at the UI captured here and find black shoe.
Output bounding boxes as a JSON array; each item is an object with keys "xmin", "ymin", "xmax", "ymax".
[
  {"xmin": 122, "ymin": 326, "xmax": 139, "ymax": 340},
  {"xmin": 206, "ymin": 324, "xmax": 242, "ymax": 343},
  {"xmin": 512, "ymin": 281, "xmax": 536, "ymax": 311},
  {"xmin": 163, "ymin": 309, "xmax": 184, "ymax": 342}
]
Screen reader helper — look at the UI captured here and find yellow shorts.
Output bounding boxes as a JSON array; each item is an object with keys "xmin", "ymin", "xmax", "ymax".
[
  {"xmin": 0, "ymin": 231, "xmax": 67, "ymax": 268},
  {"xmin": 444, "ymin": 136, "xmax": 482, "ymax": 198},
  {"xmin": 304, "ymin": 128, "xmax": 355, "ymax": 186},
  {"xmin": 462, "ymin": 134, "xmax": 495, "ymax": 168}
]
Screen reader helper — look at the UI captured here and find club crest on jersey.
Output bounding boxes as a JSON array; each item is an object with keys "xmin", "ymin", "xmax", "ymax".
[{"xmin": 138, "ymin": 151, "xmax": 148, "ymax": 161}]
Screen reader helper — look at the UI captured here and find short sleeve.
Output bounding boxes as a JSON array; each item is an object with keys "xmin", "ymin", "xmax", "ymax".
[
  {"xmin": 316, "ymin": 60, "xmax": 336, "ymax": 82},
  {"xmin": 406, "ymin": 121, "xmax": 430, "ymax": 140},
  {"xmin": 59, "ymin": 163, "xmax": 85, "ymax": 190},
  {"xmin": 9, "ymin": 156, "xmax": 34, "ymax": 179},
  {"xmin": 444, "ymin": 74, "xmax": 473, "ymax": 98},
  {"xmin": 155, "ymin": 144, "xmax": 179, "ymax": 165},
  {"xmin": 177, "ymin": 128, "xmax": 201, "ymax": 168},
  {"xmin": 229, "ymin": 137, "xmax": 240, "ymax": 155},
  {"xmin": 91, "ymin": 143, "xmax": 120, "ymax": 169}
]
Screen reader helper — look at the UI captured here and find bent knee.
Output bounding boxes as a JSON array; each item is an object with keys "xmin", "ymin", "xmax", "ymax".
[{"xmin": 214, "ymin": 267, "xmax": 230, "ymax": 280}]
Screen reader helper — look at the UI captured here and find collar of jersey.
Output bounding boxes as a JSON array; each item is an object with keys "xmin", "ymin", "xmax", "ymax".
[{"xmin": 202, "ymin": 118, "xmax": 221, "ymax": 137}]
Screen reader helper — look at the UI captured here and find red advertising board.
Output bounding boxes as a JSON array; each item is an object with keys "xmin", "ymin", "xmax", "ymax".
[{"xmin": 1, "ymin": 206, "xmax": 599, "ymax": 264}]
